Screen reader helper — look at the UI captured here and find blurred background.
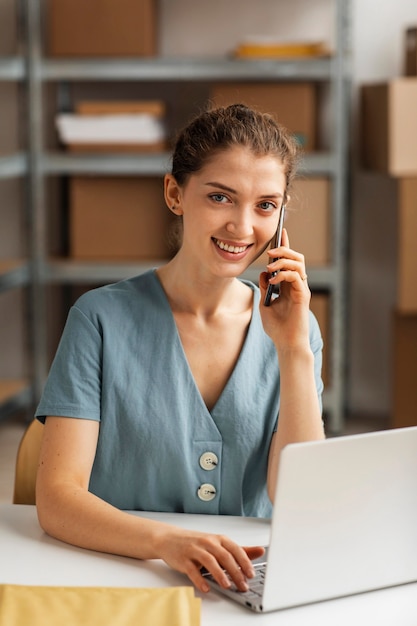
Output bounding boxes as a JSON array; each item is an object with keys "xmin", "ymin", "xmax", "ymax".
[{"xmin": 1, "ymin": 0, "xmax": 416, "ymax": 501}]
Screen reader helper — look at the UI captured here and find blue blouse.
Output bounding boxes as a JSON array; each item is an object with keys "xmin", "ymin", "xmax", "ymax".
[{"xmin": 36, "ymin": 270, "xmax": 323, "ymax": 518}]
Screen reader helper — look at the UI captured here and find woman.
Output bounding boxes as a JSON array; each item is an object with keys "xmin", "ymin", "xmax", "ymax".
[{"xmin": 35, "ymin": 104, "xmax": 325, "ymax": 594}]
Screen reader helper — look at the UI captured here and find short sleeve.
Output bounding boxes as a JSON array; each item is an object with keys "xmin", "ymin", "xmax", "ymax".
[
  {"xmin": 35, "ymin": 305, "xmax": 103, "ymax": 423},
  {"xmin": 309, "ymin": 310, "xmax": 324, "ymax": 412}
]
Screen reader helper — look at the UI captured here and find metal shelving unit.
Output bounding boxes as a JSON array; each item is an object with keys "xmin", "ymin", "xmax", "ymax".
[
  {"xmin": 0, "ymin": 56, "xmax": 25, "ymax": 80},
  {"xmin": 22, "ymin": 0, "xmax": 350, "ymax": 432},
  {"xmin": 0, "ymin": 51, "xmax": 33, "ymax": 420}
]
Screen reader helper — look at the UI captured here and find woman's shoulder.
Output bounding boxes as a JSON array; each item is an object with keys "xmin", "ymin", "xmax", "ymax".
[
  {"xmin": 74, "ymin": 270, "xmax": 159, "ymax": 308},
  {"xmin": 70, "ymin": 270, "xmax": 164, "ymax": 326}
]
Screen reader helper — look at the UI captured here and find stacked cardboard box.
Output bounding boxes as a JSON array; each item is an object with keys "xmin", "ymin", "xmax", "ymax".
[
  {"xmin": 58, "ymin": 100, "xmax": 173, "ymax": 261},
  {"xmin": 70, "ymin": 177, "xmax": 174, "ymax": 261},
  {"xmin": 57, "ymin": 100, "xmax": 168, "ymax": 153},
  {"xmin": 210, "ymin": 82, "xmax": 317, "ymax": 151},
  {"xmin": 361, "ymin": 79, "xmax": 417, "ymax": 176},
  {"xmin": 46, "ymin": 0, "xmax": 157, "ymax": 57},
  {"xmin": 361, "ymin": 33, "xmax": 417, "ymax": 426}
]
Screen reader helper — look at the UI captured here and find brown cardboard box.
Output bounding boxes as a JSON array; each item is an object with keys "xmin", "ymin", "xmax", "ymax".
[
  {"xmin": 310, "ymin": 293, "xmax": 330, "ymax": 387},
  {"xmin": 253, "ymin": 177, "xmax": 330, "ymax": 268},
  {"xmin": 46, "ymin": 0, "xmax": 157, "ymax": 57},
  {"xmin": 405, "ymin": 27, "xmax": 417, "ymax": 76},
  {"xmin": 210, "ymin": 82, "xmax": 317, "ymax": 151},
  {"xmin": 397, "ymin": 178, "xmax": 417, "ymax": 312},
  {"xmin": 69, "ymin": 177, "xmax": 174, "ymax": 260},
  {"xmin": 392, "ymin": 312, "xmax": 417, "ymax": 428},
  {"xmin": 361, "ymin": 79, "xmax": 417, "ymax": 176}
]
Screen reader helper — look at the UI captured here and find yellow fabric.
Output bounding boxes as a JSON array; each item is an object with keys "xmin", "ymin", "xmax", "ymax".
[{"xmin": 0, "ymin": 585, "xmax": 200, "ymax": 626}]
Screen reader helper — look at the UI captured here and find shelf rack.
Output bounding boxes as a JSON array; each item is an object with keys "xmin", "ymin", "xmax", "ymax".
[
  {"xmin": 0, "ymin": 48, "xmax": 33, "ymax": 420},
  {"xmin": 1, "ymin": 0, "xmax": 350, "ymax": 432}
]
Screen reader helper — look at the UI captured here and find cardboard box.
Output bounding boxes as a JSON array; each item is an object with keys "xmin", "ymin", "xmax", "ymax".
[
  {"xmin": 310, "ymin": 293, "xmax": 330, "ymax": 387},
  {"xmin": 210, "ymin": 82, "xmax": 317, "ymax": 151},
  {"xmin": 405, "ymin": 27, "xmax": 417, "ymax": 76},
  {"xmin": 46, "ymin": 0, "xmax": 157, "ymax": 57},
  {"xmin": 361, "ymin": 79, "xmax": 417, "ymax": 176},
  {"xmin": 397, "ymin": 178, "xmax": 417, "ymax": 313},
  {"xmin": 392, "ymin": 312, "xmax": 417, "ymax": 428},
  {"xmin": 62, "ymin": 100, "xmax": 168, "ymax": 153},
  {"xmin": 253, "ymin": 177, "xmax": 330, "ymax": 268},
  {"xmin": 69, "ymin": 177, "xmax": 174, "ymax": 260}
]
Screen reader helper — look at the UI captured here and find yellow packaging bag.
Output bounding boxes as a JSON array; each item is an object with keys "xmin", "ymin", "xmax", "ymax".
[{"xmin": 0, "ymin": 585, "xmax": 200, "ymax": 626}]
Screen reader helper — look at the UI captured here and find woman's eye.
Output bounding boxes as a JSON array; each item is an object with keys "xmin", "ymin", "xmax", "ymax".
[
  {"xmin": 259, "ymin": 201, "xmax": 276, "ymax": 212},
  {"xmin": 210, "ymin": 193, "xmax": 228, "ymax": 203}
]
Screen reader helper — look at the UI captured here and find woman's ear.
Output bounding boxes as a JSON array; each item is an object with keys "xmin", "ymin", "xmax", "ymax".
[{"xmin": 164, "ymin": 174, "xmax": 183, "ymax": 215}]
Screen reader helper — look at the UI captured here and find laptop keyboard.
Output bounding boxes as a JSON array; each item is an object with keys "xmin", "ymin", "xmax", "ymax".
[
  {"xmin": 203, "ymin": 562, "xmax": 266, "ymax": 600},
  {"xmin": 231, "ymin": 563, "xmax": 266, "ymax": 599}
]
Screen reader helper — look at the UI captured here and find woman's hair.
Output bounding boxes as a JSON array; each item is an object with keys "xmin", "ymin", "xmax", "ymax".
[{"xmin": 171, "ymin": 103, "xmax": 300, "ymax": 197}]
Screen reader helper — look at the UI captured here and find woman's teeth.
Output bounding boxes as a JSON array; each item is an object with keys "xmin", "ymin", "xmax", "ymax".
[{"xmin": 215, "ymin": 239, "xmax": 247, "ymax": 254}]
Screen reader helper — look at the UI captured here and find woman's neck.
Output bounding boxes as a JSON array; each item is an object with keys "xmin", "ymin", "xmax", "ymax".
[{"xmin": 156, "ymin": 255, "xmax": 252, "ymax": 319}]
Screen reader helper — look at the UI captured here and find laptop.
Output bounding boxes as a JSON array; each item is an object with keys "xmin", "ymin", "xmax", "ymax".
[{"xmin": 202, "ymin": 426, "xmax": 417, "ymax": 612}]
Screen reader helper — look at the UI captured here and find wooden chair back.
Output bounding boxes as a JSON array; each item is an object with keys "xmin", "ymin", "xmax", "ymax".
[{"xmin": 13, "ymin": 419, "xmax": 43, "ymax": 505}]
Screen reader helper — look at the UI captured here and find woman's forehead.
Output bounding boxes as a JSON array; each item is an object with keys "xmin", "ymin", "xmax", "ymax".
[{"xmin": 194, "ymin": 146, "xmax": 286, "ymax": 185}]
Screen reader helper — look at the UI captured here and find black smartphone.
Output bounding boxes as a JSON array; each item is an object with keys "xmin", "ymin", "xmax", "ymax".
[{"xmin": 263, "ymin": 205, "xmax": 286, "ymax": 307}]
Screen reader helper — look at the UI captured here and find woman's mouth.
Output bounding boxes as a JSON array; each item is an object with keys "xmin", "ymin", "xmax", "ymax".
[{"xmin": 213, "ymin": 238, "xmax": 251, "ymax": 254}]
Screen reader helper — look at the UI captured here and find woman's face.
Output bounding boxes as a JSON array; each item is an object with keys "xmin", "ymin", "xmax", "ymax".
[{"xmin": 172, "ymin": 145, "xmax": 287, "ymax": 278}]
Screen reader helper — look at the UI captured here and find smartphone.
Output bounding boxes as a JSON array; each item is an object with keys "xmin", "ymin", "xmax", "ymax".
[{"xmin": 263, "ymin": 205, "xmax": 286, "ymax": 307}]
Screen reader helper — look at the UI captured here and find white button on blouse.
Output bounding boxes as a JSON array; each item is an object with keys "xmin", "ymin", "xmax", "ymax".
[
  {"xmin": 197, "ymin": 483, "xmax": 217, "ymax": 502},
  {"xmin": 199, "ymin": 451, "xmax": 219, "ymax": 471}
]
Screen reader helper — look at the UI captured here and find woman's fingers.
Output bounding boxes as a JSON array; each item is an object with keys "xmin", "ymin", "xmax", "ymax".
[
  {"xmin": 160, "ymin": 531, "xmax": 264, "ymax": 594},
  {"xmin": 281, "ymin": 227, "xmax": 290, "ymax": 248},
  {"xmin": 265, "ymin": 229, "xmax": 307, "ymax": 289},
  {"xmin": 195, "ymin": 537, "xmax": 255, "ymax": 592}
]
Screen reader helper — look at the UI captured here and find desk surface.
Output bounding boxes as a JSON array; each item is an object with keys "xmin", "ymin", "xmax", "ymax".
[{"xmin": 1, "ymin": 504, "xmax": 417, "ymax": 625}]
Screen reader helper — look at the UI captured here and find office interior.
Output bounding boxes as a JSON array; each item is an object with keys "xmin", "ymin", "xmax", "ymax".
[{"xmin": 0, "ymin": 0, "xmax": 417, "ymax": 503}]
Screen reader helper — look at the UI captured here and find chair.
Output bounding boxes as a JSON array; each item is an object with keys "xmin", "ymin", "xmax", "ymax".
[{"xmin": 13, "ymin": 419, "xmax": 44, "ymax": 505}]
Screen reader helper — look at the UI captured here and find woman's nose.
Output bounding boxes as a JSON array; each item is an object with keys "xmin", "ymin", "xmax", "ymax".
[{"xmin": 225, "ymin": 209, "xmax": 252, "ymax": 237}]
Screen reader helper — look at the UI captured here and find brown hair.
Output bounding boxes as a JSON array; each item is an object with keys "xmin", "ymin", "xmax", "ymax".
[{"xmin": 171, "ymin": 103, "xmax": 300, "ymax": 199}]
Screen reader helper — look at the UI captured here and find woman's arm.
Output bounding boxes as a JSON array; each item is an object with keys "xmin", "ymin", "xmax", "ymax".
[
  {"xmin": 265, "ymin": 347, "xmax": 324, "ymax": 501},
  {"xmin": 258, "ymin": 229, "xmax": 325, "ymax": 501},
  {"xmin": 36, "ymin": 416, "xmax": 264, "ymax": 593}
]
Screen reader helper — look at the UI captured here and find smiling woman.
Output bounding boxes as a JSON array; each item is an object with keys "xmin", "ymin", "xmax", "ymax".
[{"xmin": 35, "ymin": 103, "xmax": 325, "ymax": 595}]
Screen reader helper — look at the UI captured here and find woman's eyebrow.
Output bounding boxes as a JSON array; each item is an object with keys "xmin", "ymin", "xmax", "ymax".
[
  {"xmin": 205, "ymin": 181, "xmax": 237, "ymax": 194},
  {"xmin": 205, "ymin": 181, "xmax": 283, "ymax": 199}
]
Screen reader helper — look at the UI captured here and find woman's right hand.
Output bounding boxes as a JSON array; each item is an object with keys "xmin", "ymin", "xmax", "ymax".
[{"xmin": 156, "ymin": 527, "xmax": 265, "ymax": 593}]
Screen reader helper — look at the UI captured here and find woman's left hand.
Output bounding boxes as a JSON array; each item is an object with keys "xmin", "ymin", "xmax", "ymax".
[{"xmin": 259, "ymin": 228, "xmax": 311, "ymax": 352}]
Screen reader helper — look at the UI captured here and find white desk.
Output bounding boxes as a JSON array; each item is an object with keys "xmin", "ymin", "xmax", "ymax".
[{"xmin": 1, "ymin": 504, "xmax": 417, "ymax": 625}]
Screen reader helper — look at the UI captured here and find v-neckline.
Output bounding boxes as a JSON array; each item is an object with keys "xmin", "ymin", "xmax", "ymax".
[{"xmin": 151, "ymin": 270, "xmax": 257, "ymax": 416}]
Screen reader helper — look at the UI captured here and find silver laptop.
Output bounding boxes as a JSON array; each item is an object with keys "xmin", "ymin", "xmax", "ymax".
[{"xmin": 203, "ymin": 426, "xmax": 417, "ymax": 612}]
